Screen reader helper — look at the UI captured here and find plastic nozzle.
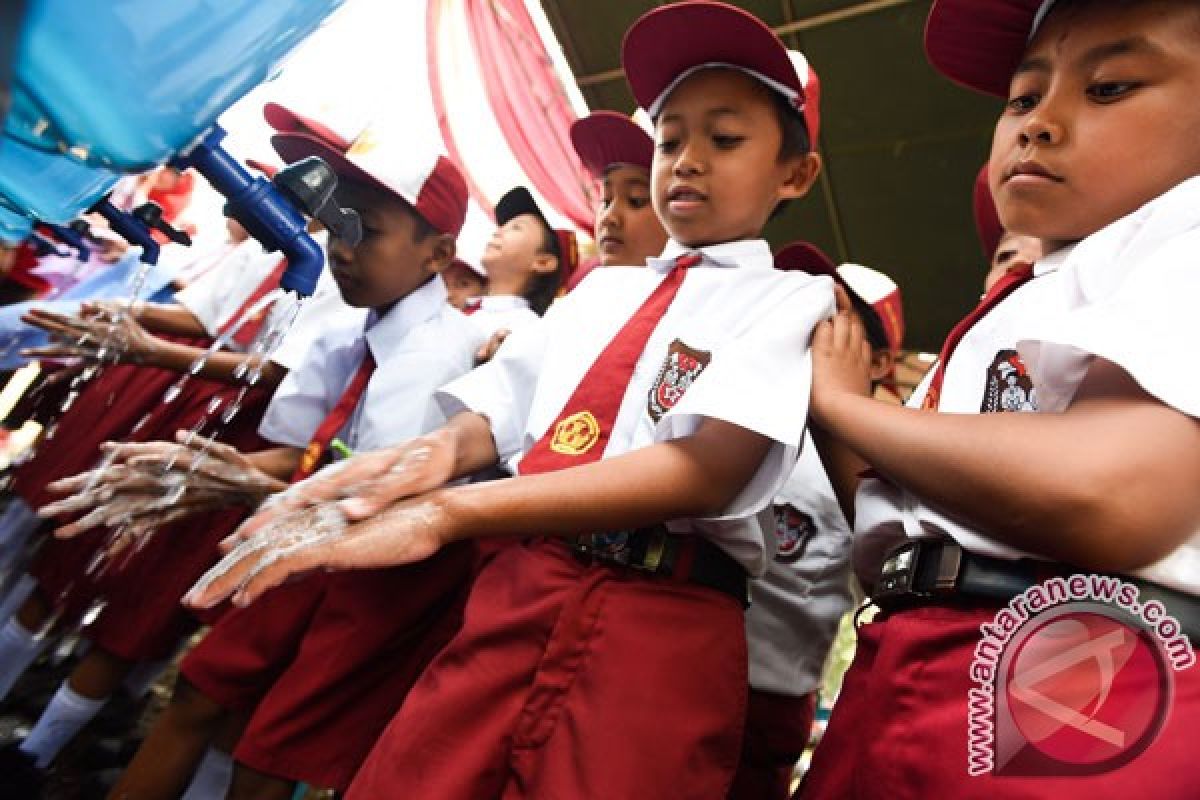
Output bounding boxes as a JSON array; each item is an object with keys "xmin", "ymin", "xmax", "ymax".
[
  {"xmin": 172, "ymin": 126, "xmax": 339, "ymax": 297},
  {"xmin": 90, "ymin": 199, "xmax": 160, "ymax": 264}
]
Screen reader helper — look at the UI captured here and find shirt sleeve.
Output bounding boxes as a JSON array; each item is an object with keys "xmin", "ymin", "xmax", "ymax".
[
  {"xmin": 436, "ymin": 307, "xmax": 559, "ymax": 461},
  {"xmin": 1018, "ymin": 232, "xmax": 1200, "ymax": 418},
  {"xmin": 657, "ymin": 277, "xmax": 835, "ymax": 520},
  {"xmin": 258, "ymin": 334, "xmax": 346, "ymax": 448}
]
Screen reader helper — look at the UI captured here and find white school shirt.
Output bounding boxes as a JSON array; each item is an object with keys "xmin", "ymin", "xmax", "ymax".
[
  {"xmin": 259, "ymin": 277, "xmax": 485, "ymax": 452},
  {"xmin": 465, "ymin": 295, "xmax": 540, "ymax": 338},
  {"xmin": 856, "ymin": 176, "xmax": 1200, "ymax": 596},
  {"xmin": 747, "ymin": 434, "xmax": 853, "ymax": 696},
  {"xmin": 174, "ymin": 234, "xmax": 360, "ymax": 369},
  {"xmin": 438, "ymin": 238, "xmax": 835, "ymax": 576}
]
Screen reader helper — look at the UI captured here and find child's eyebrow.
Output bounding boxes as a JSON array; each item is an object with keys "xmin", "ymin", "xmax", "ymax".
[
  {"xmin": 1077, "ymin": 36, "xmax": 1164, "ymax": 69},
  {"xmin": 1016, "ymin": 36, "xmax": 1164, "ymax": 78}
]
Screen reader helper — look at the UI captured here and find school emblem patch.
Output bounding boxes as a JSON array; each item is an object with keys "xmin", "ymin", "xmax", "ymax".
[
  {"xmin": 297, "ymin": 440, "xmax": 324, "ymax": 478},
  {"xmin": 648, "ymin": 339, "xmax": 711, "ymax": 423},
  {"xmin": 981, "ymin": 349, "xmax": 1037, "ymax": 413},
  {"xmin": 550, "ymin": 410, "xmax": 601, "ymax": 456},
  {"xmin": 774, "ymin": 504, "xmax": 817, "ymax": 564}
]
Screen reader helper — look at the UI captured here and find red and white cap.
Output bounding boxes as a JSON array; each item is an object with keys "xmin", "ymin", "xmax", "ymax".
[
  {"xmin": 262, "ymin": 102, "xmax": 365, "ymax": 153},
  {"xmin": 273, "ymin": 128, "xmax": 469, "ymax": 237},
  {"xmin": 775, "ymin": 241, "xmax": 905, "ymax": 353},
  {"xmin": 622, "ymin": 1, "xmax": 821, "ymax": 142},
  {"xmin": 973, "ymin": 164, "xmax": 1004, "ymax": 259},
  {"xmin": 454, "ymin": 256, "xmax": 487, "ymax": 279},
  {"xmin": 925, "ymin": 0, "xmax": 1056, "ymax": 97},
  {"xmin": 570, "ymin": 111, "xmax": 654, "ymax": 179}
]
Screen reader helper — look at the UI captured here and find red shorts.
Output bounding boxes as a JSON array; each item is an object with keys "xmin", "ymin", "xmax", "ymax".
[
  {"xmin": 728, "ymin": 688, "xmax": 815, "ymax": 800},
  {"xmin": 798, "ymin": 602, "xmax": 1200, "ymax": 799},
  {"xmin": 349, "ymin": 538, "xmax": 749, "ymax": 800},
  {"xmin": 183, "ymin": 542, "xmax": 475, "ymax": 791}
]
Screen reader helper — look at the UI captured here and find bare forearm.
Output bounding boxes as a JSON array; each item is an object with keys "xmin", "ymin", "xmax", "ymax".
[
  {"xmin": 141, "ymin": 340, "xmax": 285, "ymax": 390},
  {"xmin": 133, "ymin": 303, "xmax": 207, "ymax": 337},
  {"xmin": 246, "ymin": 447, "xmax": 302, "ymax": 483},
  {"xmin": 819, "ymin": 388, "xmax": 1200, "ymax": 571},
  {"xmin": 445, "ymin": 412, "xmax": 503, "ymax": 479},
  {"xmin": 438, "ymin": 420, "xmax": 772, "ymax": 542},
  {"xmin": 809, "ymin": 426, "xmax": 864, "ymax": 526}
]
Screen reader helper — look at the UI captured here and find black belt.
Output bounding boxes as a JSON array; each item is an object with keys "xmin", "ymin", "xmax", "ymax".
[
  {"xmin": 873, "ymin": 538, "xmax": 1200, "ymax": 643},
  {"xmin": 565, "ymin": 527, "xmax": 749, "ymax": 607}
]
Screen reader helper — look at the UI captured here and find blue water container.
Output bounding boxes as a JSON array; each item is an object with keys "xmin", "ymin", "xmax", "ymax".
[
  {"xmin": 8, "ymin": 0, "xmax": 345, "ymax": 170},
  {"xmin": 0, "ymin": 132, "xmax": 116, "ymax": 224},
  {"xmin": 0, "ymin": 205, "xmax": 33, "ymax": 245}
]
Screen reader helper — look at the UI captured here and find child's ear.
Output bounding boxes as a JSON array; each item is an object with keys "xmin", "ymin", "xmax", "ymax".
[
  {"xmin": 426, "ymin": 234, "xmax": 457, "ymax": 275},
  {"xmin": 869, "ymin": 346, "xmax": 895, "ymax": 383},
  {"xmin": 777, "ymin": 152, "xmax": 822, "ymax": 202},
  {"xmin": 531, "ymin": 252, "xmax": 559, "ymax": 275}
]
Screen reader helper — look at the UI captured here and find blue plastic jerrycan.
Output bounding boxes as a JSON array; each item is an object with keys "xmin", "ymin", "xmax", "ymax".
[
  {"xmin": 0, "ymin": 205, "xmax": 33, "ymax": 245},
  {"xmin": 0, "ymin": 132, "xmax": 116, "ymax": 224},
  {"xmin": 8, "ymin": 0, "xmax": 346, "ymax": 170}
]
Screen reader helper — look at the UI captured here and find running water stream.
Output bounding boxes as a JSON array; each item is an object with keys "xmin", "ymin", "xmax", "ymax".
[{"xmin": 41, "ymin": 287, "xmax": 307, "ymax": 639}]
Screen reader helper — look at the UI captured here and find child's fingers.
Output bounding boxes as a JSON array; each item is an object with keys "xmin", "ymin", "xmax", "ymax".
[
  {"xmin": 832, "ymin": 284, "xmax": 853, "ymax": 313},
  {"xmin": 229, "ymin": 547, "xmax": 327, "ymax": 607}
]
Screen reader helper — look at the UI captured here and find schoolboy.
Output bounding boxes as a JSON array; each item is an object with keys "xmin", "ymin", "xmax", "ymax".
[
  {"xmin": 801, "ymin": 1, "xmax": 1200, "ymax": 796},
  {"xmin": 105, "ymin": 132, "xmax": 483, "ymax": 800},
  {"xmin": 570, "ymin": 110, "xmax": 668, "ymax": 268},
  {"xmin": 190, "ymin": 3, "xmax": 835, "ymax": 797},
  {"xmin": 443, "ymin": 256, "xmax": 487, "ymax": 310}
]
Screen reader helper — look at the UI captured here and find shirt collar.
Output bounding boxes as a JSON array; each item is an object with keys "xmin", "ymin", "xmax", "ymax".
[
  {"xmin": 479, "ymin": 294, "xmax": 531, "ymax": 312},
  {"xmin": 646, "ymin": 238, "xmax": 775, "ymax": 274},
  {"xmin": 364, "ymin": 276, "xmax": 448, "ymax": 358}
]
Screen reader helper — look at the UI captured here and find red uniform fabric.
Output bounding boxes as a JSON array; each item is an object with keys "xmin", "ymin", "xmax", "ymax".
[
  {"xmin": 518, "ymin": 252, "xmax": 697, "ymax": 474},
  {"xmin": 729, "ymin": 688, "xmax": 816, "ymax": 800},
  {"xmin": 798, "ymin": 603, "xmax": 1200, "ymax": 799},
  {"xmin": 12, "ymin": 336, "xmax": 216, "ymax": 510},
  {"xmin": 232, "ymin": 543, "xmax": 475, "ymax": 791},
  {"xmin": 26, "ymin": 363, "xmax": 272, "ymax": 659},
  {"xmin": 349, "ymin": 539, "xmax": 749, "ymax": 800}
]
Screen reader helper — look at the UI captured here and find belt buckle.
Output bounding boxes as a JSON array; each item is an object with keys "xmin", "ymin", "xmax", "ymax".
[
  {"xmin": 574, "ymin": 531, "xmax": 633, "ymax": 567},
  {"xmin": 874, "ymin": 539, "xmax": 963, "ymax": 603},
  {"xmin": 573, "ymin": 529, "xmax": 669, "ymax": 573},
  {"xmin": 875, "ymin": 540, "xmax": 923, "ymax": 601}
]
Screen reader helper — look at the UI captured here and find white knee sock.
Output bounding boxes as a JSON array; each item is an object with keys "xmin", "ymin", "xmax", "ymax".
[
  {"xmin": 18, "ymin": 681, "xmax": 107, "ymax": 767},
  {"xmin": 0, "ymin": 498, "xmax": 41, "ymax": 573},
  {"xmin": 181, "ymin": 746, "xmax": 234, "ymax": 800},
  {"xmin": 121, "ymin": 657, "xmax": 170, "ymax": 699},
  {"xmin": 0, "ymin": 572, "xmax": 35, "ymax": 625},
  {"xmin": 0, "ymin": 617, "xmax": 48, "ymax": 700}
]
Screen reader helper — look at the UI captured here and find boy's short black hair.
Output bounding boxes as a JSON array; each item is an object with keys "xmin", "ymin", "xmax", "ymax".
[
  {"xmin": 768, "ymin": 89, "xmax": 812, "ymax": 220},
  {"xmin": 846, "ymin": 290, "xmax": 890, "ymax": 353}
]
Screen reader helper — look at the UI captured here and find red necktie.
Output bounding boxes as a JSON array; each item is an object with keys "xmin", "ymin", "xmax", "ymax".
[
  {"xmin": 519, "ymin": 252, "xmax": 701, "ymax": 476},
  {"xmin": 291, "ymin": 350, "xmax": 377, "ymax": 482},
  {"xmin": 922, "ymin": 263, "xmax": 1035, "ymax": 411},
  {"xmin": 218, "ymin": 257, "xmax": 289, "ymax": 348}
]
